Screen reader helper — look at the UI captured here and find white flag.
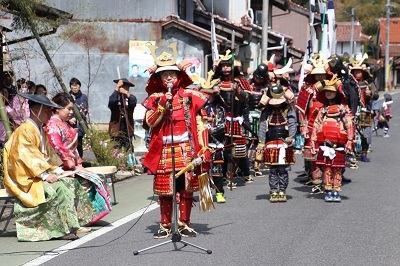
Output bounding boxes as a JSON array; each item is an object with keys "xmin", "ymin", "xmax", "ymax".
[
  {"xmin": 318, "ymin": 0, "xmax": 330, "ymax": 59},
  {"xmin": 211, "ymin": 15, "xmax": 219, "ymax": 62},
  {"xmin": 310, "ymin": 0, "xmax": 317, "ymax": 55},
  {"xmin": 327, "ymin": 0, "xmax": 336, "ymax": 55},
  {"xmin": 299, "ymin": 0, "xmax": 317, "ymax": 88}
]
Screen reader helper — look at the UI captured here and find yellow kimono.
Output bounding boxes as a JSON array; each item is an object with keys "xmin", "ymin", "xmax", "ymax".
[
  {"xmin": 3, "ymin": 119, "xmax": 95, "ymax": 241},
  {"xmin": 3, "ymin": 119, "xmax": 61, "ymax": 207}
]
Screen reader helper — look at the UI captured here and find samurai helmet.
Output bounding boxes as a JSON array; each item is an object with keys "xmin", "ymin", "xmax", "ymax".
[
  {"xmin": 262, "ymin": 54, "xmax": 276, "ymax": 71},
  {"xmin": 321, "ymin": 74, "xmax": 341, "ymax": 92},
  {"xmin": 145, "ymin": 42, "xmax": 193, "ymax": 94},
  {"xmin": 328, "ymin": 54, "xmax": 345, "ymax": 75},
  {"xmin": 267, "ymin": 83, "xmax": 287, "ymax": 105},
  {"xmin": 253, "ymin": 63, "xmax": 269, "ymax": 80},
  {"xmin": 348, "ymin": 53, "xmax": 368, "ymax": 70},
  {"xmin": 218, "ymin": 49, "xmax": 233, "ymax": 65},
  {"xmin": 269, "ymin": 83, "xmax": 285, "ymax": 99},
  {"xmin": 146, "ymin": 42, "xmax": 192, "ymax": 74},
  {"xmin": 310, "ymin": 52, "xmax": 331, "ymax": 74}
]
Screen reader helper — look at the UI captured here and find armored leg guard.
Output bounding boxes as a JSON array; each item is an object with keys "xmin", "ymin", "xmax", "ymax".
[
  {"xmin": 159, "ymin": 196, "xmax": 173, "ymax": 227},
  {"xmin": 323, "ymin": 167, "xmax": 333, "ymax": 191},
  {"xmin": 332, "ymin": 168, "xmax": 343, "ymax": 191},
  {"xmin": 305, "ymin": 163, "xmax": 322, "ymax": 187},
  {"xmin": 179, "ymin": 190, "xmax": 194, "ymax": 226}
]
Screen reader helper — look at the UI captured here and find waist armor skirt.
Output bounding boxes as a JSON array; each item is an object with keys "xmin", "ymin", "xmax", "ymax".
[
  {"xmin": 232, "ymin": 138, "xmax": 247, "ymax": 158},
  {"xmin": 359, "ymin": 112, "xmax": 373, "ymax": 127},
  {"xmin": 225, "ymin": 119, "xmax": 244, "ymax": 138},
  {"xmin": 315, "ymin": 147, "xmax": 346, "ymax": 167},
  {"xmin": 154, "ymin": 141, "xmax": 199, "ymax": 195},
  {"xmin": 263, "ymin": 139, "xmax": 295, "ymax": 165}
]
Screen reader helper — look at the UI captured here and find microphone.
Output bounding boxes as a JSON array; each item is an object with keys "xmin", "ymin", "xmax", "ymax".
[
  {"xmin": 166, "ymin": 83, "xmax": 173, "ymax": 109},
  {"xmin": 167, "ymin": 83, "xmax": 173, "ymax": 94}
]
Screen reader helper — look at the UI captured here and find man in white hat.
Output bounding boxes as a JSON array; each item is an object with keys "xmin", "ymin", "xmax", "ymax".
[{"xmin": 142, "ymin": 43, "xmax": 210, "ymax": 238}]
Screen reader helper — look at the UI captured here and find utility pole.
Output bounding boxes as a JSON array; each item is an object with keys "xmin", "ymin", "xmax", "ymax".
[
  {"xmin": 261, "ymin": 0, "xmax": 269, "ymax": 61},
  {"xmin": 350, "ymin": 8, "xmax": 354, "ymax": 55},
  {"xmin": 385, "ymin": 0, "xmax": 394, "ymax": 92}
]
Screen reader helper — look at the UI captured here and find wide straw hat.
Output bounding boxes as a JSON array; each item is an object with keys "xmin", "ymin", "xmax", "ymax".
[{"xmin": 20, "ymin": 93, "xmax": 62, "ymax": 108}]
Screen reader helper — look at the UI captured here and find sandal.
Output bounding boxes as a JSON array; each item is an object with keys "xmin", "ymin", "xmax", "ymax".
[
  {"xmin": 77, "ymin": 227, "xmax": 92, "ymax": 234},
  {"xmin": 58, "ymin": 233, "xmax": 79, "ymax": 240},
  {"xmin": 349, "ymin": 162, "xmax": 358, "ymax": 170}
]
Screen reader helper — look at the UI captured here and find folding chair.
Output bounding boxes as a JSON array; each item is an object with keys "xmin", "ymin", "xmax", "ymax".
[{"xmin": 0, "ymin": 189, "xmax": 15, "ymax": 232}]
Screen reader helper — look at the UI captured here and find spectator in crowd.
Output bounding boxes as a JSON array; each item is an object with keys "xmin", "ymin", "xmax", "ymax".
[
  {"xmin": 108, "ymin": 78, "xmax": 137, "ymax": 150},
  {"xmin": 34, "ymin": 84, "xmax": 47, "ymax": 95},
  {"xmin": 27, "ymin": 80, "xmax": 36, "ymax": 94},
  {"xmin": 2, "ymin": 71, "xmax": 17, "ymax": 98},
  {"xmin": 68, "ymin": 77, "xmax": 88, "ymax": 157}
]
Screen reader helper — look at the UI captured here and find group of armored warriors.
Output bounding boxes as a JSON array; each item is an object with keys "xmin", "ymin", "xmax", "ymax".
[
  {"xmin": 141, "ymin": 45, "xmax": 392, "ymax": 239},
  {"xmin": 199, "ymin": 50, "xmax": 388, "ymax": 204}
]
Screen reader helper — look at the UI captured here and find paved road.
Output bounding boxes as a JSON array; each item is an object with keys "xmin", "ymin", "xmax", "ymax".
[{"xmin": 1, "ymin": 91, "xmax": 400, "ymax": 266}]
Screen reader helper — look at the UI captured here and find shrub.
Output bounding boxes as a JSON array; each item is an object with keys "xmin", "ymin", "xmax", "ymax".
[{"xmin": 83, "ymin": 129, "xmax": 134, "ymax": 172}]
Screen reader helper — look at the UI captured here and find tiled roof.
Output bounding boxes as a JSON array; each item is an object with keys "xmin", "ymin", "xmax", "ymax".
[
  {"xmin": 288, "ymin": 0, "xmax": 321, "ymax": 21},
  {"xmin": 162, "ymin": 15, "xmax": 228, "ymax": 44},
  {"xmin": 193, "ymin": 4, "xmax": 305, "ymax": 59},
  {"xmin": 336, "ymin": 22, "xmax": 364, "ymax": 42},
  {"xmin": 378, "ymin": 18, "xmax": 400, "ymax": 57},
  {"xmin": 379, "ymin": 18, "xmax": 400, "ymax": 43},
  {"xmin": 379, "ymin": 44, "xmax": 400, "ymax": 57}
]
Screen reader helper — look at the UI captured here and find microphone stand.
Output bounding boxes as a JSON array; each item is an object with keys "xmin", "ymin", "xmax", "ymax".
[{"xmin": 133, "ymin": 86, "xmax": 212, "ymax": 255}]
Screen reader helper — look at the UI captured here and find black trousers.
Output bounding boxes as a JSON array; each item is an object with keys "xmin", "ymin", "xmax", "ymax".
[{"xmin": 269, "ymin": 165, "xmax": 289, "ymax": 193}]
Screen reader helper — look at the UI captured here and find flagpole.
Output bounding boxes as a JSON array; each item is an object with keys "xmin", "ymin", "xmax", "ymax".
[
  {"xmin": 385, "ymin": 0, "xmax": 393, "ymax": 92},
  {"xmin": 211, "ymin": 0, "xmax": 219, "ymax": 63},
  {"xmin": 327, "ymin": 0, "xmax": 336, "ymax": 55},
  {"xmin": 318, "ymin": 0, "xmax": 328, "ymax": 58},
  {"xmin": 261, "ymin": 0, "xmax": 269, "ymax": 61},
  {"xmin": 298, "ymin": 0, "xmax": 316, "ymax": 89}
]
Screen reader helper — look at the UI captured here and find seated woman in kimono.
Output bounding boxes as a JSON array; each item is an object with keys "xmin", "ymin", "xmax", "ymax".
[
  {"xmin": 3, "ymin": 94, "xmax": 96, "ymax": 241},
  {"xmin": 45, "ymin": 92, "xmax": 112, "ymax": 224}
]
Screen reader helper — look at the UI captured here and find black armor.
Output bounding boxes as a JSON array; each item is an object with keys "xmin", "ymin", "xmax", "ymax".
[
  {"xmin": 248, "ymin": 88, "xmax": 263, "ymax": 111},
  {"xmin": 268, "ymin": 125, "xmax": 289, "ymax": 141}
]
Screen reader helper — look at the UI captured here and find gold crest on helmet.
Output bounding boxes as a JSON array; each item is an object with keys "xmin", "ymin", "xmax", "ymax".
[
  {"xmin": 321, "ymin": 74, "xmax": 341, "ymax": 92},
  {"xmin": 219, "ymin": 49, "xmax": 233, "ymax": 61},
  {"xmin": 147, "ymin": 42, "xmax": 178, "ymax": 67},
  {"xmin": 310, "ymin": 52, "xmax": 331, "ymax": 74},
  {"xmin": 349, "ymin": 53, "xmax": 368, "ymax": 70},
  {"xmin": 199, "ymin": 70, "xmax": 220, "ymax": 94}
]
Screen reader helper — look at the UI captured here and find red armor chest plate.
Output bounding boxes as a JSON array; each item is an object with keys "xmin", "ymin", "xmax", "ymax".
[{"xmin": 317, "ymin": 119, "xmax": 348, "ymax": 145}]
